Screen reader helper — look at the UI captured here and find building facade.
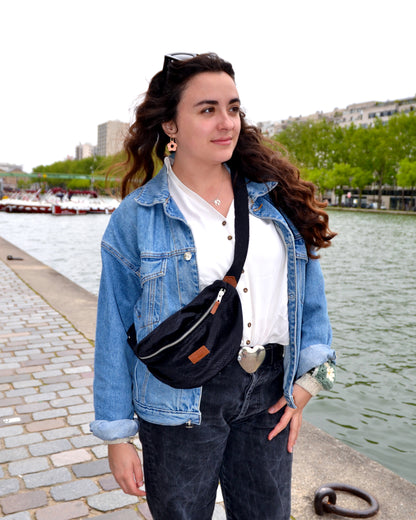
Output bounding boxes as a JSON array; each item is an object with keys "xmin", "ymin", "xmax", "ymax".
[
  {"xmin": 75, "ymin": 143, "xmax": 95, "ymax": 160},
  {"xmin": 0, "ymin": 163, "xmax": 24, "ymax": 190},
  {"xmin": 96, "ymin": 120, "xmax": 129, "ymax": 157},
  {"xmin": 258, "ymin": 95, "xmax": 416, "ymax": 135}
]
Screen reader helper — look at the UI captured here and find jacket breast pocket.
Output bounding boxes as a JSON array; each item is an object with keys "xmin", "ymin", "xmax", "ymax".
[{"xmin": 135, "ymin": 256, "xmax": 167, "ymax": 328}]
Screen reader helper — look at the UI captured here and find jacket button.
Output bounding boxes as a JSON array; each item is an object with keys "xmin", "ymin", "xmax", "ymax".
[{"xmin": 184, "ymin": 252, "xmax": 192, "ymax": 261}]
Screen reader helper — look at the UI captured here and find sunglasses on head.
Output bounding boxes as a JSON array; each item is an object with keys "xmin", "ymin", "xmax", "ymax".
[{"xmin": 163, "ymin": 53, "xmax": 197, "ymax": 74}]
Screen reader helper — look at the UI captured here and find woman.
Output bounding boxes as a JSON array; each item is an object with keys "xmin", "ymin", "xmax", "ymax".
[{"xmin": 91, "ymin": 53, "xmax": 336, "ymax": 520}]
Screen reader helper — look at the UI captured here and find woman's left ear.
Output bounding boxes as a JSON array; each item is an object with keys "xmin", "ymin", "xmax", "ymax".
[{"xmin": 162, "ymin": 121, "xmax": 177, "ymax": 137}]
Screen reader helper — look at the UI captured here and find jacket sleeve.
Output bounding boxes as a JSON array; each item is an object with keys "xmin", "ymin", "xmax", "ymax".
[
  {"xmin": 296, "ymin": 256, "xmax": 335, "ymax": 380},
  {"xmin": 90, "ymin": 231, "xmax": 142, "ymax": 441}
]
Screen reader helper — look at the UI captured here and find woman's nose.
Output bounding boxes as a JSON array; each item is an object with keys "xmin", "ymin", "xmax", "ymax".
[{"xmin": 217, "ymin": 110, "xmax": 235, "ymax": 130}]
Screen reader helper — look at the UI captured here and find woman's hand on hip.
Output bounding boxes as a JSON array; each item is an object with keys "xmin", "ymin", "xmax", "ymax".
[
  {"xmin": 267, "ymin": 383, "xmax": 312, "ymax": 453},
  {"xmin": 108, "ymin": 443, "xmax": 146, "ymax": 496}
]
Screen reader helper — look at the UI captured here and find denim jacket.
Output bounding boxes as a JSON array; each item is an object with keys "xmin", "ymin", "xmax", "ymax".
[{"xmin": 91, "ymin": 164, "xmax": 335, "ymax": 441}]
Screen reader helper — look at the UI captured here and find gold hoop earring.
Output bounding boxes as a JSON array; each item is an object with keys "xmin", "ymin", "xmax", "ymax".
[{"xmin": 167, "ymin": 137, "xmax": 177, "ymax": 152}]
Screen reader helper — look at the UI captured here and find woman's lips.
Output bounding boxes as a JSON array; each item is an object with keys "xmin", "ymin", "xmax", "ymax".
[{"xmin": 212, "ymin": 137, "xmax": 233, "ymax": 145}]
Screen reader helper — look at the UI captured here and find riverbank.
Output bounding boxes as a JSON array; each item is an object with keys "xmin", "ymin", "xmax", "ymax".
[
  {"xmin": 1, "ymin": 236, "xmax": 415, "ymax": 519},
  {"xmin": 327, "ymin": 206, "xmax": 416, "ymax": 216}
]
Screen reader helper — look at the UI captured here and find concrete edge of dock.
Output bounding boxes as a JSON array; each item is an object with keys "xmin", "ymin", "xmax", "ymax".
[{"xmin": 1, "ymin": 235, "xmax": 415, "ymax": 519}]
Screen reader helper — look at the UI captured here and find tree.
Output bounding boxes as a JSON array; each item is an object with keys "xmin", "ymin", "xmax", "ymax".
[
  {"xmin": 397, "ymin": 158, "xmax": 416, "ymax": 210},
  {"xmin": 274, "ymin": 119, "xmax": 339, "ymax": 170},
  {"xmin": 327, "ymin": 163, "xmax": 355, "ymax": 206},
  {"xmin": 301, "ymin": 168, "xmax": 330, "ymax": 201}
]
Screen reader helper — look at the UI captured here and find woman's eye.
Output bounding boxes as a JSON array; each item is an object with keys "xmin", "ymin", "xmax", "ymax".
[{"xmin": 230, "ymin": 105, "xmax": 240, "ymax": 114}]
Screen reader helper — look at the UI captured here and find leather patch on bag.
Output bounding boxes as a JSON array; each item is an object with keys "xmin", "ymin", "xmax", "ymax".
[
  {"xmin": 223, "ymin": 275, "xmax": 237, "ymax": 287},
  {"xmin": 188, "ymin": 346, "xmax": 210, "ymax": 364}
]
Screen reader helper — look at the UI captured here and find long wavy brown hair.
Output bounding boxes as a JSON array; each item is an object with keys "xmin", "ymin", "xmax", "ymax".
[{"xmin": 117, "ymin": 53, "xmax": 335, "ymax": 257}]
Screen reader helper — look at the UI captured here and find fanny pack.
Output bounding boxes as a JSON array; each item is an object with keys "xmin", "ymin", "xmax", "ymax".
[{"xmin": 127, "ymin": 172, "xmax": 249, "ymax": 389}]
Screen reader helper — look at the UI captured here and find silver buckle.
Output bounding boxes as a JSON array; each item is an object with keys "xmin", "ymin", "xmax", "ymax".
[{"xmin": 237, "ymin": 345, "xmax": 266, "ymax": 373}]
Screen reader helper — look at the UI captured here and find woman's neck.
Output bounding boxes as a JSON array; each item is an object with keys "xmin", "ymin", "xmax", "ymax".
[{"xmin": 170, "ymin": 157, "xmax": 233, "ymax": 216}]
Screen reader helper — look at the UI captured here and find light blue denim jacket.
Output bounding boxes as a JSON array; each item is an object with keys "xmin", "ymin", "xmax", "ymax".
[{"xmin": 91, "ymin": 164, "xmax": 335, "ymax": 441}]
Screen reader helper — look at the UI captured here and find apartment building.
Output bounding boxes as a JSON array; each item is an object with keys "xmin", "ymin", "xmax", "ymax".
[
  {"xmin": 96, "ymin": 120, "xmax": 129, "ymax": 157},
  {"xmin": 258, "ymin": 95, "xmax": 416, "ymax": 135},
  {"xmin": 75, "ymin": 143, "xmax": 95, "ymax": 160}
]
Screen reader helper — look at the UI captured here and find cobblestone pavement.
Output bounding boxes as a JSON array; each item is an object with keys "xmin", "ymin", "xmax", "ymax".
[{"xmin": 0, "ymin": 260, "xmax": 226, "ymax": 520}]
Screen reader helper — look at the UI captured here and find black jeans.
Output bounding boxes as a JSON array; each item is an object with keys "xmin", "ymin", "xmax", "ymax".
[{"xmin": 139, "ymin": 351, "xmax": 292, "ymax": 520}]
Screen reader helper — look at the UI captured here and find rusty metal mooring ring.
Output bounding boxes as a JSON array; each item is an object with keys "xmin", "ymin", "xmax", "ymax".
[{"xmin": 314, "ymin": 483, "xmax": 379, "ymax": 518}]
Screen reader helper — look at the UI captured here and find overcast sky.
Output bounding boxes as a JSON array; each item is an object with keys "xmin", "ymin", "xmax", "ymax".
[{"xmin": 1, "ymin": 0, "xmax": 415, "ymax": 172}]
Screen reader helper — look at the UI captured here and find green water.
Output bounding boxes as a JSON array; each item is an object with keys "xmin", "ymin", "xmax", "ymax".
[{"xmin": 304, "ymin": 210, "xmax": 416, "ymax": 484}]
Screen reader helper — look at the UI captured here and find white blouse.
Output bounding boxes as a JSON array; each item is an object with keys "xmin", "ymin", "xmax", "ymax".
[{"xmin": 166, "ymin": 157, "xmax": 289, "ymax": 347}]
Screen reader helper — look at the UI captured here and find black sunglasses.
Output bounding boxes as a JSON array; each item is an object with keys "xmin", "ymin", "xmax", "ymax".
[{"xmin": 162, "ymin": 53, "xmax": 197, "ymax": 74}]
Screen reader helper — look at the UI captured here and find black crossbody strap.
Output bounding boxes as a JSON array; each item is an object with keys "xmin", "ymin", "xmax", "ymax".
[{"xmin": 223, "ymin": 173, "xmax": 249, "ymax": 285}]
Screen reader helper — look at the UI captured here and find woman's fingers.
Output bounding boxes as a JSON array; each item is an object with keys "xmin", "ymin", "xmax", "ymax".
[{"xmin": 108, "ymin": 443, "xmax": 146, "ymax": 497}]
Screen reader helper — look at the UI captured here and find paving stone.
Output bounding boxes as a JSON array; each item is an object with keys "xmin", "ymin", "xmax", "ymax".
[
  {"xmin": 67, "ymin": 412, "xmax": 94, "ymax": 425},
  {"xmin": 23, "ymin": 467, "xmax": 72, "ymax": 488},
  {"xmin": 51, "ymin": 448, "xmax": 91, "ymax": 467},
  {"xmin": 91, "ymin": 444, "xmax": 108, "ymax": 458},
  {"xmin": 12, "ymin": 380, "xmax": 42, "ymax": 389},
  {"xmin": 137, "ymin": 502, "xmax": 153, "ymax": 520},
  {"xmin": 29, "ymin": 438, "xmax": 72, "ymax": 456},
  {"xmin": 6, "ymin": 388, "xmax": 37, "ymax": 398},
  {"xmin": 50, "ymin": 479, "xmax": 100, "ymax": 501},
  {"xmin": 51, "ymin": 356, "xmax": 80, "ymax": 363},
  {"xmin": 8, "ymin": 457, "xmax": 49, "ymax": 476},
  {"xmin": 98, "ymin": 475, "xmax": 120, "ymax": 491},
  {"xmin": 72, "ymin": 459, "xmax": 110, "ymax": 477},
  {"xmin": 57, "ymin": 388, "xmax": 89, "ymax": 398},
  {"xmin": 39, "ymin": 383, "xmax": 70, "ymax": 393},
  {"xmin": 100, "ymin": 510, "xmax": 141, "ymax": 520},
  {"xmin": 26, "ymin": 418, "xmax": 66, "ymax": 432},
  {"xmin": 0, "ymin": 489, "xmax": 48, "ymax": 514},
  {"xmin": 71, "ymin": 434, "xmax": 103, "ymax": 449},
  {"xmin": 0, "ymin": 478, "xmax": 20, "ymax": 497},
  {"xmin": 0, "ymin": 401, "xmax": 14, "ymax": 417},
  {"xmin": 67, "ymin": 403, "xmax": 94, "ymax": 414},
  {"xmin": 0, "ymin": 447, "xmax": 29, "ymax": 463},
  {"xmin": 213, "ymin": 504, "xmax": 227, "ymax": 519},
  {"xmin": 0, "ymin": 425, "xmax": 24, "ymax": 438},
  {"xmin": 41, "ymin": 375, "xmax": 80, "ymax": 385},
  {"xmin": 64, "ymin": 366, "xmax": 92, "ymax": 375},
  {"xmin": 87, "ymin": 489, "xmax": 139, "ymax": 511},
  {"xmin": 43, "ymin": 426, "xmax": 80, "ymax": 440},
  {"xmin": 15, "ymin": 402, "xmax": 50, "ymax": 414},
  {"xmin": 33, "ymin": 408, "xmax": 68, "ymax": 421},
  {"xmin": 50, "ymin": 396, "xmax": 83, "ymax": 408},
  {"xmin": 4, "ymin": 432, "xmax": 43, "ymax": 448},
  {"xmin": 0, "ymin": 374, "xmax": 30, "ymax": 384},
  {"xmin": 70, "ymin": 379, "xmax": 93, "ymax": 389},
  {"xmin": 2, "ymin": 512, "xmax": 32, "ymax": 520},
  {"xmin": 34, "ymin": 500, "xmax": 89, "ymax": 520},
  {"xmin": 24, "ymin": 392, "xmax": 57, "ymax": 403}
]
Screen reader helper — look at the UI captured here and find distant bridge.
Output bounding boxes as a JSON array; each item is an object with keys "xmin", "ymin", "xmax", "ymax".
[{"xmin": 0, "ymin": 172, "xmax": 110, "ymax": 181}]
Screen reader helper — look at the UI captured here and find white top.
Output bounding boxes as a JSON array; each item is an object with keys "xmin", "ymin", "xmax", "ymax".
[{"xmin": 166, "ymin": 157, "xmax": 289, "ymax": 346}]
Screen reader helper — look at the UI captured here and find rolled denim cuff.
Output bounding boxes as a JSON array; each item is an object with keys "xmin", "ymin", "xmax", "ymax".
[{"xmin": 90, "ymin": 418, "xmax": 139, "ymax": 441}]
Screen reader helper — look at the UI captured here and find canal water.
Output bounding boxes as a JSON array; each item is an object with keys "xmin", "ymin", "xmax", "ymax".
[{"xmin": 1, "ymin": 209, "xmax": 415, "ymax": 484}]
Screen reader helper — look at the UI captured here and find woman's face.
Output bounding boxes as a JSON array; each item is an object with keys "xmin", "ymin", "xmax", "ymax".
[{"xmin": 165, "ymin": 71, "xmax": 241, "ymax": 168}]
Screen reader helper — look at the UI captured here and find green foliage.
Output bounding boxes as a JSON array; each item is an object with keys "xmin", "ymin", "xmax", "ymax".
[
  {"xmin": 398, "ymin": 158, "xmax": 416, "ymax": 187},
  {"xmin": 271, "ymin": 112, "xmax": 416, "ymax": 206}
]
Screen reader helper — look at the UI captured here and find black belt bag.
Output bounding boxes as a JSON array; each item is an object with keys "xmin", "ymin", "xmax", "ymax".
[{"xmin": 127, "ymin": 172, "xmax": 249, "ymax": 389}]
